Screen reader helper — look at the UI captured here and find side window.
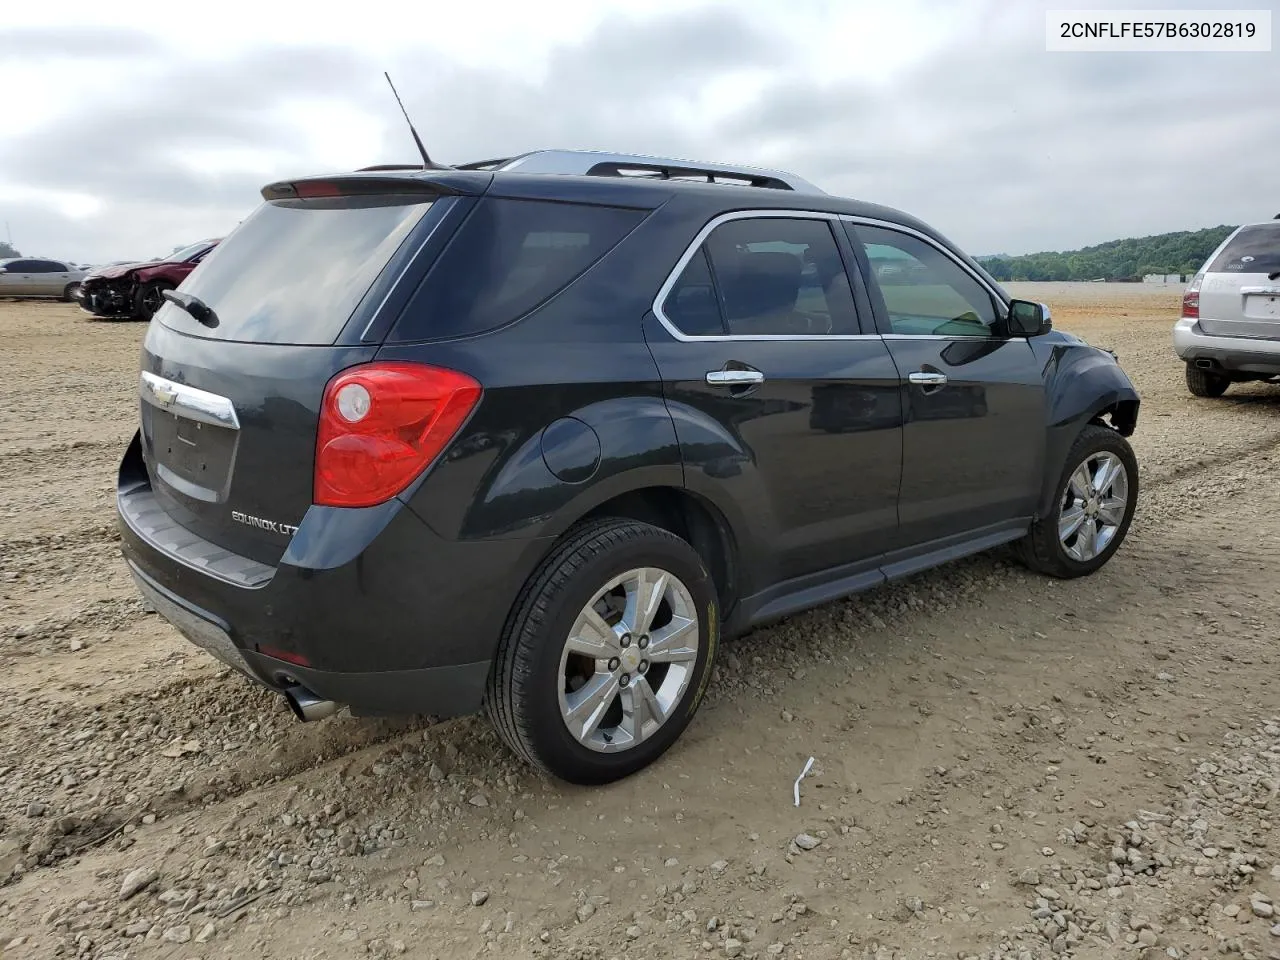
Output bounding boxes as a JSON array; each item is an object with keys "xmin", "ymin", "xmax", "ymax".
[
  {"xmin": 851, "ymin": 225, "xmax": 999, "ymax": 337},
  {"xmin": 7, "ymin": 260, "xmax": 35, "ymax": 272},
  {"xmin": 391, "ymin": 198, "xmax": 646, "ymax": 342},
  {"xmin": 31, "ymin": 261, "xmax": 61, "ymax": 273},
  {"xmin": 664, "ymin": 249, "xmax": 725, "ymax": 335},
  {"xmin": 662, "ymin": 216, "xmax": 859, "ymax": 337}
]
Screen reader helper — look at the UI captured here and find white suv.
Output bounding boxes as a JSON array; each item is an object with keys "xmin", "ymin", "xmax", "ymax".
[{"xmin": 1174, "ymin": 217, "xmax": 1280, "ymax": 397}]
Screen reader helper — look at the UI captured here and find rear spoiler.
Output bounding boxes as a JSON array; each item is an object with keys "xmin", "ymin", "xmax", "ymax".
[{"xmin": 261, "ymin": 172, "xmax": 489, "ymax": 202}]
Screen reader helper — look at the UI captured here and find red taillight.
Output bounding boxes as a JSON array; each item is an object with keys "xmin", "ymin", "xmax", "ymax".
[
  {"xmin": 314, "ymin": 362, "xmax": 481, "ymax": 508},
  {"xmin": 1182, "ymin": 274, "xmax": 1202, "ymax": 319}
]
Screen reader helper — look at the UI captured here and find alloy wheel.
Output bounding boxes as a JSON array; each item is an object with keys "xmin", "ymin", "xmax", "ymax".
[
  {"xmin": 557, "ymin": 566, "xmax": 700, "ymax": 753},
  {"xmin": 1058, "ymin": 451, "xmax": 1129, "ymax": 562}
]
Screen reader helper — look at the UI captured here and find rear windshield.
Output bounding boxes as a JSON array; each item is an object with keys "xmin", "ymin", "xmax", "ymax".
[
  {"xmin": 158, "ymin": 195, "xmax": 432, "ymax": 344},
  {"xmin": 1209, "ymin": 224, "xmax": 1280, "ymax": 274},
  {"xmin": 389, "ymin": 197, "xmax": 646, "ymax": 341}
]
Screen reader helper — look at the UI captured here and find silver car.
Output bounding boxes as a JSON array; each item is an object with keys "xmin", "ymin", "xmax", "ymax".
[
  {"xmin": 0, "ymin": 258, "xmax": 89, "ymax": 301},
  {"xmin": 1174, "ymin": 216, "xmax": 1280, "ymax": 397}
]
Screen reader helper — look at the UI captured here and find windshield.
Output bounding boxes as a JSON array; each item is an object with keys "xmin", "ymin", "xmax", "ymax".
[
  {"xmin": 166, "ymin": 241, "xmax": 214, "ymax": 263},
  {"xmin": 157, "ymin": 195, "xmax": 433, "ymax": 345}
]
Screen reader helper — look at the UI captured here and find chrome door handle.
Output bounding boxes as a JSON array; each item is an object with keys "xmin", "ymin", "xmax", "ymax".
[
  {"xmin": 908, "ymin": 371, "xmax": 948, "ymax": 386},
  {"xmin": 706, "ymin": 370, "xmax": 765, "ymax": 387}
]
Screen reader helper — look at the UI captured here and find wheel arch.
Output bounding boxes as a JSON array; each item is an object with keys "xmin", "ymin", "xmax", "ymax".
[
  {"xmin": 1036, "ymin": 350, "xmax": 1140, "ymax": 519},
  {"xmin": 571, "ymin": 486, "xmax": 740, "ymax": 617}
]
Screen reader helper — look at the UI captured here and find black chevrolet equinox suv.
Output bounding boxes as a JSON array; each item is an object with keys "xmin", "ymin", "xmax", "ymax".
[{"xmin": 116, "ymin": 149, "xmax": 1140, "ymax": 784}]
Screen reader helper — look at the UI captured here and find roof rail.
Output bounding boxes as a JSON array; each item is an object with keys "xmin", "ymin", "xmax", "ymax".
[
  {"xmin": 486, "ymin": 150, "xmax": 823, "ymax": 193},
  {"xmin": 351, "ymin": 150, "xmax": 823, "ymax": 193},
  {"xmin": 454, "ymin": 157, "xmax": 515, "ymax": 171}
]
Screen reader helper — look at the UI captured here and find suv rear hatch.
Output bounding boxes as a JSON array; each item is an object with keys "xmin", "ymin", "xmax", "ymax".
[
  {"xmin": 1198, "ymin": 222, "xmax": 1280, "ymax": 341},
  {"xmin": 131, "ymin": 176, "xmax": 457, "ymax": 568}
]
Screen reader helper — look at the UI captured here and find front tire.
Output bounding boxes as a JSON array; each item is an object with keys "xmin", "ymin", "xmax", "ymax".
[
  {"xmin": 1016, "ymin": 424, "xmax": 1138, "ymax": 579},
  {"xmin": 1185, "ymin": 363, "xmax": 1229, "ymax": 398},
  {"xmin": 135, "ymin": 280, "xmax": 172, "ymax": 321},
  {"xmin": 485, "ymin": 519, "xmax": 719, "ymax": 784}
]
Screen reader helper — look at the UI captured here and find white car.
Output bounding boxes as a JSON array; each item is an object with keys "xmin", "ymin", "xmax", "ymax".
[
  {"xmin": 0, "ymin": 258, "xmax": 89, "ymax": 301},
  {"xmin": 1174, "ymin": 216, "xmax": 1280, "ymax": 397}
]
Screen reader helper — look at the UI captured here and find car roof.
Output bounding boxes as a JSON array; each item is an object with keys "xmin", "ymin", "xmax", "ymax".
[
  {"xmin": 272, "ymin": 149, "xmax": 995, "ymax": 284},
  {"xmin": 298, "ymin": 165, "xmax": 935, "ymax": 236}
]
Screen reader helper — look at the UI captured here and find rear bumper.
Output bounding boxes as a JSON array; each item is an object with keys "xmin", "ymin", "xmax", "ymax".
[
  {"xmin": 116, "ymin": 432, "xmax": 552, "ymax": 717},
  {"xmin": 127, "ymin": 562, "xmax": 491, "ymax": 716},
  {"xmin": 1172, "ymin": 318, "xmax": 1280, "ymax": 376}
]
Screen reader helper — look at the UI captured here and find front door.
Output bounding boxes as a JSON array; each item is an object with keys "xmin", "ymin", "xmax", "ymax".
[
  {"xmin": 845, "ymin": 221, "xmax": 1046, "ymax": 548},
  {"xmin": 644, "ymin": 213, "xmax": 904, "ymax": 590},
  {"xmin": 0, "ymin": 260, "xmax": 36, "ymax": 296}
]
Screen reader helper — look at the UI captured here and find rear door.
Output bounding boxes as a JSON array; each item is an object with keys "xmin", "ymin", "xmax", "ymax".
[
  {"xmin": 135, "ymin": 182, "xmax": 452, "ymax": 566},
  {"xmin": 33, "ymin": 260, "xmax": 69, "ymax": 296},
  {"xmin": 645, "ymin": 212, "xmax": 903, "ymax": 586},
  {"xmin": 844, "ymin": 221, "xmax": 1045, "ymax": 549},
  {"xmin": 1198, "ymin": 222, "xmax": 1280, "ymax": 341}
]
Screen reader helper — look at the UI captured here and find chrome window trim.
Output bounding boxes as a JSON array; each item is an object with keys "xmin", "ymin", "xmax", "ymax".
[
  {"xmin": 140, "ymin": 371, "xmax": 241, "ymax": 430},
  {"xmin": 650, "ymin": 209, "xmax": 1012, "ymax": 344},
  {"xmin": 838, "ymin": 215, "xmax": 1010, "ymax": 310},
  {"xmin": 650, "ymin": 209, "xmax": 881, "ymax": 343},
  {"xmin": 881, "ymin": 333, "xmax": 999, "ymax": 342},
  {"xmin": 357, "ymin": 198, "xmax": 451, "ymax": 341}
]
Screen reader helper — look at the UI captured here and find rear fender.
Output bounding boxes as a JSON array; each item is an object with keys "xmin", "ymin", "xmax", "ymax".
[
  {"xmin": 424, "ymin": 396, "xmax": 685, "ymax": 541},
  {"xmin": 1035, "ymin": 341, "xmax": 1140, "ymax": 519},
  {"xmin": 659, "ymin": 399, "xmax": 771, "ymax": 589}
]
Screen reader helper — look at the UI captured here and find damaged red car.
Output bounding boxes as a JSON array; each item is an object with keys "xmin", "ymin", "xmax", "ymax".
[{"xmin": 77, "ymin": 239, "xmax": 220, "ymax": 320}]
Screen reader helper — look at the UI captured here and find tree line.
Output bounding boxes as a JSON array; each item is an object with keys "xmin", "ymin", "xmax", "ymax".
[
  {"xmin": 977, "ymin": 225, "xmax": 1237, "ymax": 282},
  {"xmin": 0, "ymin": 242, "xmax": 19, "ymax": 260}
]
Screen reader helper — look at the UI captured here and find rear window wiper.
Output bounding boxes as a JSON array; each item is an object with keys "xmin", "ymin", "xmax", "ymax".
[
  {"xmin": 1268, "ymin": 270, "xmax": 1280, "ymax": 280},
  {"xmin": 161, "ymin": 289, "xmax": 219, "ymax": 328}
]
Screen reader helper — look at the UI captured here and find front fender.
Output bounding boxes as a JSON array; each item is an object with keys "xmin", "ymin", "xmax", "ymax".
[
  {"xmin": 134, "ymin": 266, "xmax": 182, "ymax": 286},
  {"xmin": 1034, "ymin": 339, "xmax": 1140, "ymax": 518}
]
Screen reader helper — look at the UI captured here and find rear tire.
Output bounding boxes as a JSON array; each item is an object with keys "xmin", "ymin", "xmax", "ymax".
[
  {"xmin": 1015, "ymin": 423, "xmax": 1138, "ymax": 579},
  {"xmin": 1185, "ymin": 363, "xmax": 1229, "ymax": 398},
  {"xmin": 135, "ymin": 280, "xmax": 172, "ymax": 321},
  {"xmin": 484, "ymin": 519, "xmax": 719, "ymax": 784},
  {"xmin": 62, "ymin": 283, "xmax": 80, "ymax": 302}
]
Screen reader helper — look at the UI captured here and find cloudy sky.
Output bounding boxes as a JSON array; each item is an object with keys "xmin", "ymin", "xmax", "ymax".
[{"xmin": 0, "ymin": 0, "xmax": 1273, "ymax": 264}]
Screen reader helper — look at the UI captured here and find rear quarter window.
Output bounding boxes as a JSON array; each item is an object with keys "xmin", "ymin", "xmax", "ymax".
[
  {"xmin": 389, "ymin": 198, "xmax": 646, "ymax": 342},
  {"xmin": 1209, "ymin": 224, "xmax": 1280, "ymax": 274}
]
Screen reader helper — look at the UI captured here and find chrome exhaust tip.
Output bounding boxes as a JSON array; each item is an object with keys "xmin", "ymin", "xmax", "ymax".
[{"xmin": 283, "ymin": 684, "xmax": 338, "ymax": 722}]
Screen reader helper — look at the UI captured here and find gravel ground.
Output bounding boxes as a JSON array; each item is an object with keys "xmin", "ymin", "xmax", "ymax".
[{"xmin": 2, "ymin": 284, "xmax": 1280, "ymax": 960}]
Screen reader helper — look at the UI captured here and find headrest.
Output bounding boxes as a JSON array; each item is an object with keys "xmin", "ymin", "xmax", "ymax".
[{"xmin": 719, "ymin": 251, "xmax": 803, "ymax": 321}]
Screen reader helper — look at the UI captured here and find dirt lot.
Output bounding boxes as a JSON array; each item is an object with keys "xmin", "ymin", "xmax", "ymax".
[{"xmin": 2, "ymin": 283, "xmax": 1280, "ymax": 960}]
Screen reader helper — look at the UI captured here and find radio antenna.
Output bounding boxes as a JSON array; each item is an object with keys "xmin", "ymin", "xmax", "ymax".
[{"xmin": 383, "ymin": 72, "xmax": 441, "ymax": 170}]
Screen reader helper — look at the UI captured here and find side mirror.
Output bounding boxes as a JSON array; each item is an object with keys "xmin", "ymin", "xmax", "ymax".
[
  {"xmin": 0, "ymin": 267, "xmax": 8, "ymax": 274},
  {"xmin": 1007, "ymin": 299, "xmax": 1052, "ymax": 337}
]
